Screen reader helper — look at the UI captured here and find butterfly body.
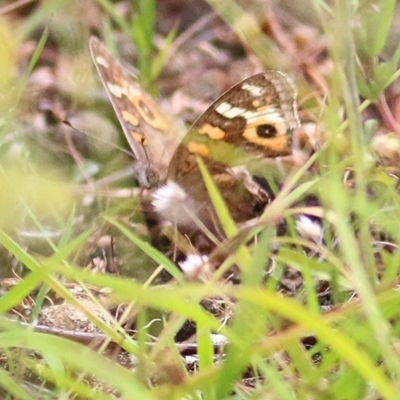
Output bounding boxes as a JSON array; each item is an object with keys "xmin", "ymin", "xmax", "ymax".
[{"xmin": 89, "ymin": 37, "xmax": 299, "ymax": 235}]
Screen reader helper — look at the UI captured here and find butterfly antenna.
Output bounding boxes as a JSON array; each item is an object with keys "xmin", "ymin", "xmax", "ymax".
[{"xmin": 61, "ymin": 118, "xmax": 137, "ymax": 159}]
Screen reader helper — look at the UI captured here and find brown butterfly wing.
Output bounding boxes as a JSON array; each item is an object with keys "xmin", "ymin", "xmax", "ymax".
[
  {"xmin": 165, "ymin": 72, "xmax": 299, "ymax": 232},
  {"xmin": 89, "ymin": 37, "xmax": 184, "ymax": 186}
]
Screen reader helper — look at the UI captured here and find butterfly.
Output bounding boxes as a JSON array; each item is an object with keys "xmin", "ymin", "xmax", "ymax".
[{"xmin": 89, "ymin": 36, "xmax": 300, "ymax": 236}]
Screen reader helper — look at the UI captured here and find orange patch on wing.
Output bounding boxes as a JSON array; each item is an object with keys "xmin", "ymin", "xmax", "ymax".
[
  {"xmin": 121, "ymin": 110, "xmax": 139, "ymax": 126},
  {"xmin": 243, "ymin": 128, "xmax": 289, "ymax": 154},
  {"xmin": 243, "ymin": 120, "xmax": 286, "ymax": 141},
  {"xmin": 131, "ymin": 131, "xmax": 147, "ymax": 145},
  {"xmin": 199, "ymin": 123, "xmax": 225, "ymax": 140},
  {"xmin": 131, "ymin": 95, "xmax": 169, "ymax": 131},
  {"xmin": 186, "ymin": 142, "xmax": 210, "ymax": 156}
]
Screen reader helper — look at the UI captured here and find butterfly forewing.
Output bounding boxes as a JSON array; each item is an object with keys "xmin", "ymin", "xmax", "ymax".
[{"xmin": 89, "ymin": 36, "xmax": 184, "ymax": 186}]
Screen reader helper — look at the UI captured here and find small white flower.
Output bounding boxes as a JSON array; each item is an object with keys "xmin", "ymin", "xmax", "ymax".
[
  {"xmin": 152, "ymin": 180, "xmax": 198, "ymax": 227},
  {"xmin": 184, "ymin": 355, "xmax": 198, "ymax": 365},
  {"xmin": 296, "ymin": 215, "xmax": 323, "ymax": 244},
  {"xmin": 152, "ymin": 181, "xmax": 188, "ymax": 213},
  {"xmin": 210, "ymin": 334, "xmax": 229, "ymax": 346},
  {"xmin": 179, "ymin": 254, "xmax": 209, "ymax": 279}
]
